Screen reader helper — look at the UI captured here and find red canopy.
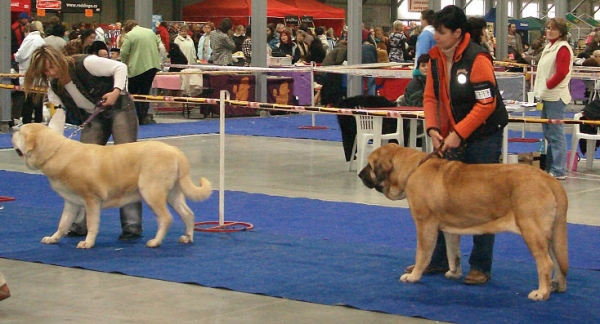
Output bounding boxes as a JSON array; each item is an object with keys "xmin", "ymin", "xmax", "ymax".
[
  {"xmin": 183, "ymin": 0, "xmax": 300, "ymax": 27},
  {"xmin": 276, "ymin": 0, "xmax": 345, "ymax": 33},
  {"xmin": 276, "ymin": 0, "xmax": 345, "ymax": 20}
]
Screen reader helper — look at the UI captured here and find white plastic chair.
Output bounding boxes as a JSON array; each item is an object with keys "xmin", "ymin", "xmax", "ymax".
[
  {"xmin": 568, "ymin": 112, "xmax": 600, "ymax": 172},
  {"xmin": 349, "ymin": 115, "xmax": 404, "ymax": 173}
]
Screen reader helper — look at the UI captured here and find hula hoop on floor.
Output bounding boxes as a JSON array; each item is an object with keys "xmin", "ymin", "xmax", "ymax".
[{"xmin": 194, "ymin": 221, "xmax": 254, "ymax": 233}]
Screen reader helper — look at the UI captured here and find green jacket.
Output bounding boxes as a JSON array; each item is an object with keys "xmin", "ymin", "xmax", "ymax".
[{"xmin": 120, "ymin": 25, "xmax": 161, "ymax": 78}]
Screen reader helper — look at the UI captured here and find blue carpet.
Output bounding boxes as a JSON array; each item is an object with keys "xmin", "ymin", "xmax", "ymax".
[{"xmin": 0, "ymin": 170, "xmax": 599, "ymax": 323}]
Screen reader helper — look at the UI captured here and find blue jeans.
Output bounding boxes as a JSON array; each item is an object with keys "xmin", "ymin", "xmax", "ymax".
[
  {"xmin": 541, "ymin": 99, "xmax": 567, "ymax": 177},
  {"xmin": 363, "ymin": 77, "xmax": 376, "ymax": 96},
  {"xmin": 429, "ymin": 130, "xmax": 503, "ymax": 274}
]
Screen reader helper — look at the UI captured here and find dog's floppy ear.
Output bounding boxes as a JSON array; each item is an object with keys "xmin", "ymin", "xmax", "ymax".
[
  {"xmin": 23, "ymin": 132, "xmax": 37, "ymax": 155},
  {"xmin": 48, "ymin": 108, "xmax": 66, "ymax": 135},
  {"xmin": 373, "ymin": 152, "xmax": 394, "ymax": 183}
]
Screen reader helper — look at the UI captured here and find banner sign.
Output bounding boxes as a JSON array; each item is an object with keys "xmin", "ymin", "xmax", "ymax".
[
  {"xmin": 36, "ymin": 0, "xmax": 102, "ymax": 13},
  {"xmin": 300, "ymin": 16, "xmax": 313, "ymax": 24},
  {"xmin": 408, "ymin": 0, "xmax": 428, "ymax": 12},
  {"xmin": 285, "ymin": 15, "xmax": 299, "ymax": 26}
]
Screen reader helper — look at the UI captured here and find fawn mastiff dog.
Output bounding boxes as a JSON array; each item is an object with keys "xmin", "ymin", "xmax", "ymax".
[
  {"xmin": 11, "ymin": 109, "xmax": 212, "ymax": 249},
  {"xmin": 358, "ymin": 143, "xmax": 568, "ymax": 301}
]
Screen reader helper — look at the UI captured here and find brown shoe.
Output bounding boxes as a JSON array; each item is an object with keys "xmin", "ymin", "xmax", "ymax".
[
  {"xmin": 0, "ymin": 283, "xmax": 10, "ymax": 302},
  {"xmin": 463, "ymin": 270, "xmax": 491, "ymax": 285},
  {"xmin": 404, "ymin": 264, "xmax": 449, "ymax": 275}
]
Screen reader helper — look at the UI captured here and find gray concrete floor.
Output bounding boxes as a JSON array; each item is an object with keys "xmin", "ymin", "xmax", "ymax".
[{"xmin": 0, "ymin": 111, "xmax": 598, "ymax": 323}]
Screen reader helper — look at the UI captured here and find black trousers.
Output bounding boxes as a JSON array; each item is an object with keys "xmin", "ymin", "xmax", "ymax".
[{"xmin": 128, "ymin": 68, "xmax": 158, "ymax": 121}]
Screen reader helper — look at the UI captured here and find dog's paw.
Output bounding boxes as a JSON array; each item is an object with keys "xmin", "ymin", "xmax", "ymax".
[
  {"xmin": 445, "ymin": 269, "xmax": 462, "ymax": 279},
  {"xmin": 146, "ymin": 239, "xmax": 162, "ymax": 248},
  {"xmin": 399, "ymin": 273, "xmax": 420, "ymax": 283},
  {"xmin": 76, "ymin": 240, "xmax": 95, "ymax": 249},
  {"xmin": 41, "ymin": 236, "xmax": 59, "ymax": 244},
  {"xmin": 178, "ymin": 235, "xmax": 193, "ymax": 244},
  {"xmin": 527, "ymin": 289, "xmax": 550, "ymax": 301}
]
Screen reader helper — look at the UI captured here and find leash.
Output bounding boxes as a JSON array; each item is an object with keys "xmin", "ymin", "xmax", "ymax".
[
  {"xmin": 66, "ymin": 99, "xmax": 106, "ymax": 139},
  {"xmin": 418, "ymin": 141, "xmax": 444, "ymax": 166}
]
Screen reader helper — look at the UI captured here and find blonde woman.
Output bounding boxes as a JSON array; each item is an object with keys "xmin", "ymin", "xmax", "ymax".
[
  {"xmin": 23, "ymin": 45, "xmax": 143, "ymax": 238},
  {"xmin": 388, "ymin": 20, "xmax": 407, "ymax": 62}
]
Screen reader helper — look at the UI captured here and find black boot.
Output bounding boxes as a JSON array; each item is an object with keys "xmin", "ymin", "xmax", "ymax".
[{"xmin": 119, "ymin": 202, "xmax": 143, "ymax": 240}]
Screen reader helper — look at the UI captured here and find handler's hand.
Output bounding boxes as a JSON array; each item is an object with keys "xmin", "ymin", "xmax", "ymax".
[
  {"xmin": 102, "ymin": 88, "xmax": 121, "ymax": 107},
  {"xmin": 443, "ymin": 132, "xmax": 461, "ymax": 150},
  {"xmin": 428, "ymin": 130, "xmax": 444, "ymax": 156}
]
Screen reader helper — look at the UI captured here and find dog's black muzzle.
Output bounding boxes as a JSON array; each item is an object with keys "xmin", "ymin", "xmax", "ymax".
[{"xmin": 359, "ymin": 164, "xmax": 385, "ymax": 193}]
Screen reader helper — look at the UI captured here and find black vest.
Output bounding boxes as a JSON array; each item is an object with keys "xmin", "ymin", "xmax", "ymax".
[
  {"xmin": 50, "ymin": 55, "xmax": 118, "ymax": 124},
  {"xmin": 430, "ymin": 42, "xmax": 508, "ymax": 141}
]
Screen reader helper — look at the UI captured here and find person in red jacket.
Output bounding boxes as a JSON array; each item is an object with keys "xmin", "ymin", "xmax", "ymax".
[
  {"xmin": 156, "ymin": 21, "xmax": 170, "ymax": 52},
  {"xmin": 11, "ymin": 12, "xmax": 31, "ymax": 59}
]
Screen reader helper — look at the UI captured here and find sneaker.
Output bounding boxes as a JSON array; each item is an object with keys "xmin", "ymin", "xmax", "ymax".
[{"xmin": 549, "ymin": 172, "xmax": 566, "ymax": 180}]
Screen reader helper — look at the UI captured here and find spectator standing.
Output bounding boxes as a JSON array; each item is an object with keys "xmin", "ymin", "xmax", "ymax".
[
  {"xmin": 533, "ymin": 18, "xmax": 573, "ymax": 180},
  {"xmin": 267, "ymin": 24, "xmax": 279, "ymax": 51},
  {"xmin": 92, "ymin": 21, "xmax": 106, "ymax": 43},
  {"xmin": 308, "ymin": 36, "xmax": 327, "ymax": 64},
  {"xmin": 156, "ymin": 21, "xmax": 170, "ymax": 52},
  {"xmin": 197, "ymin": 22, "xmax": 214, "ymax": 63},
  {"xmin": 315, "ymin": 26, "xmax": 329, "ymax": 54},
  {"xmin": 292, "ymin": 30, "xmax": 309, "ymax": 64},
  {"xmin": 585, "ymin": 31, "xmax": 600, "ymax": 56},
  {"xmin": 168, "ymin": 22, "xmax": 180, "ymax": 42},
  {"xmin": 374, "ymin": 27, "xmax": 389, "ymax": 52},
  {"xmin": 232, "ymin": 25, "xmax": 246, "ymax": 53},
  {"xmin": 63, "ymin": 29, "xmax": 97, "ymax": 56},
  {"xmin": 44, "ymin": 23, "xmax": 68, "ymax": 51},
  {"xmin": 277, "ymin": 29, "xmax": 294, "ymax": 57},
  {"xmin": 120, "ymin": 19, "xmax": 162, "ymax": 125},
  {"xmin": 210, "ymin": 18, "xmax": 236, "ymax": 66},
  {"xmin": 14, "ymin": 23, "xmax": 46, "ymax": 124},
  {"xmin": 242, "ymin": 25, "xmax": 252, "ymax": 66},
  {"xmin": 11, "ymin": 12, "xmax": 31, "ymax": 59},
  {"xmin": 175, "ymin": 25, "xmax": 197, "ymax": 65},
  {"xmin": 508, "ymin": 23, "xmax": 524, "ymax": 59},
  {"xmin": 362, "ymin": 29, "xmax": 378, "ymax": 95},
  {"xmin": 325, "ymin": 28, "xmax": 337, "ymax": 52},
  {"xmin": 415, "ymin": 9, "xmax": 436, "ymax": 64},
  {"xmin": 388, "ymin": 20, "xmax": 407, "ymax": 62}
]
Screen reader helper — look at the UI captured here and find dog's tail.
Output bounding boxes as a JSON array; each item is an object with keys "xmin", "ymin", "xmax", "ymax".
[
  {"xmin": 177, "ymin": 154, "xmax": 212, "ymax": 201},
  {"xmin": 552, "ymin": 183, "xmax": 569, "ymax": 278}
]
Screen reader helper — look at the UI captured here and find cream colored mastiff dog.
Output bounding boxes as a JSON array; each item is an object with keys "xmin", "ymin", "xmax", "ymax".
[
  {"xmin": 11, "ymin": 109, "xmax": 212, "ymax": 249},
  {"xmin": 358, "ymin": 144, "xmax": 568, "ymax": 301}
]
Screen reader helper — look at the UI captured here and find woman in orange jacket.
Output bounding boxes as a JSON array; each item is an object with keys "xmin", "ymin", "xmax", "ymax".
[{"xmin": 408, "ymin": 5, "xmax": 508, "ymax": 285}]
